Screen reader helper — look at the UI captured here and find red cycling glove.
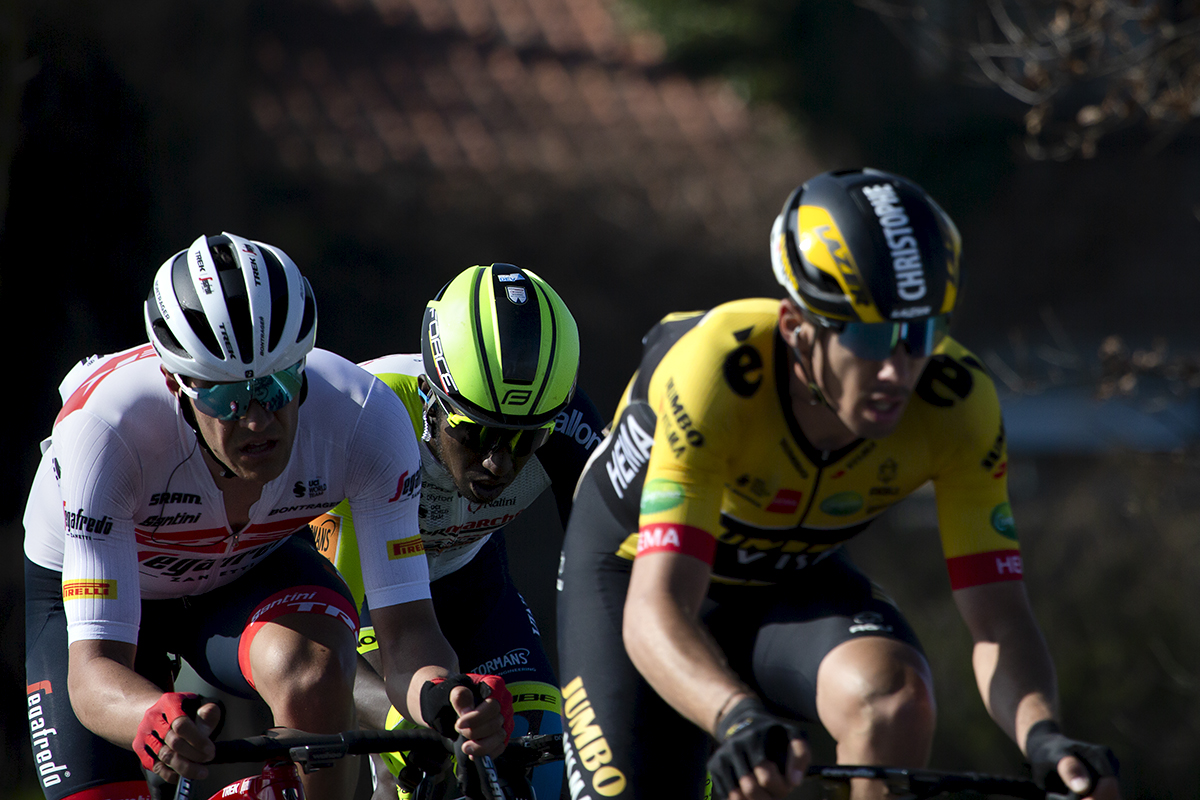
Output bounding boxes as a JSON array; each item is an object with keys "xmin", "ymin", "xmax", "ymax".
[
  {"xmin": 420, "ymin": 673, "xmax": 514, "ymax": 744},
  {"xmin": 134, "ymin": 692, "xmax": 200, "ymax": 770}
]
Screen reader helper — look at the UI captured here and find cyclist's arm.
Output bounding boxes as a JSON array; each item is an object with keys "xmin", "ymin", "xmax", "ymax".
[
  {"xmin": 371, "ymin": 598, "xmax": 459, "ymax": 726},
  {"xmin": 372, "ymin": 599, "xmax": 508, "ymax": 757},
  {"xmin": 952, "ymin": 580, "xmax": 1057, "ymax": 745},
  {"xmin": 67, "ymin": 639, "xmax": 217, "ymax": 777},
  {"xmin": 955, "ymin": 583, "xmax": 1121, "ymax": 799},
  {"xmin": 622, "ymin": 550, "xmax": 752, "ymax": 735}
]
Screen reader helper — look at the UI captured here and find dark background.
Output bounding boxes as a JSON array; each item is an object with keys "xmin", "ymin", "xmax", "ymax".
[{"xmin": 3, "ymin": 1, "xmax": 1198, "ymax": 798}]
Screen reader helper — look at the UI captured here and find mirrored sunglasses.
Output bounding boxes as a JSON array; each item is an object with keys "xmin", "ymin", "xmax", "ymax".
[
  {"xmin": 835, "ymin": 315, "xmax": 950, "ymax": 361},
  {"xmin": 179, "ymin": 360, "xmax": 305, "ymax": 421},
  {"xmin": 437, "ymin": 398, "xmax": 555, "ymax": 458}
]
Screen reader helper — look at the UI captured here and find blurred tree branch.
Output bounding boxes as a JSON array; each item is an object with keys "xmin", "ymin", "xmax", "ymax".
[{"xmin": 858, "ymin": 0, "xmax": 1200, "ymax": 158}]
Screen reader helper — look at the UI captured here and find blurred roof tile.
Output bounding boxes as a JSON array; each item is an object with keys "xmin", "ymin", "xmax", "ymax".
[{"xmin": 250, "ymin": 0, "xmax": 820, "ymax": 239}]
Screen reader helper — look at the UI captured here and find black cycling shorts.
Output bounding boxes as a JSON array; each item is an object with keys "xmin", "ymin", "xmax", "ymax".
[
  {"xmin": 556, "ymin": 477, "xmax": 925, "ymax": 800},
  {"xmin": 24, "ymin": 534, "xmax": 356, "ymax": 800}
]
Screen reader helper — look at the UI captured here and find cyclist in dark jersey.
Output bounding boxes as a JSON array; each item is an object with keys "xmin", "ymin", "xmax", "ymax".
[
  {"xmin": 310, "ymin": 264, "xmax": 604, "ymax": 799},
  {"xmin": 556, "ymin": 169, "xmax": 1121, "ymax": 800}
]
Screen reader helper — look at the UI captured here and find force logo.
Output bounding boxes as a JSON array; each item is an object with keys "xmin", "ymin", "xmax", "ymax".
[
  {"xmin": 562, "ymin": 677, "xmax": 628, "ymax": 798},
  {"xmin": 62, "ymin": 579, "xmax": 117, "ymax": 600},
  {"xmin": 387, "ymin": 535, "xmax": 425, "ymax": 560}
]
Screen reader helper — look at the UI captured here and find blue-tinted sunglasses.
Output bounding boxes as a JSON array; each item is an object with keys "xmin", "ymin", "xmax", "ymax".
[
  {"xmin": 179, "ymin": 360, "xmax": 305, "ymax": 420},
  {"xmin": 833, "ymin": 316, "xmax": 950, "ymax": 361}
]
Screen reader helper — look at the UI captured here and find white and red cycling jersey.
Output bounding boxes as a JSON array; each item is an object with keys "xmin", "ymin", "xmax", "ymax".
[{"xmin": 23, "ymin": 344, "xmax": 429, "ymax": 646}]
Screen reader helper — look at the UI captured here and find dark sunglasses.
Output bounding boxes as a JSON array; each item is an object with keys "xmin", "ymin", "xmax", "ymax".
[
  {"xmin": 436, "ymin": 397, "xmax": 555, "ymax": 457},
  {"xmin": 833, "ymin": 315, "xmax": 950, "ymax": 361}
]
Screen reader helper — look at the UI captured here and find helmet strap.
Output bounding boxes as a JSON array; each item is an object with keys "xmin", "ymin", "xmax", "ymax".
[
  {"xmin": 789, "ymin": 330, "xmax": 830, "ymax": 409},
  {"xmin": 177, "ymin": 398, "xmax": 237, "ymax": 479}
]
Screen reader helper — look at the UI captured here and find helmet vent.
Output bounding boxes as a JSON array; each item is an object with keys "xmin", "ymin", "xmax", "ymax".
[
  {"xmin": 169, "ymin": 251, "xmax": 223, "ymax": 359},
  {"xmin": 297, "ymin": 277, "xmax": 317, "ymax": 344},
  {"xmin": 260, "ymin": 247, "xmax": 290, "ymax": 352},
  {"xmin": 208, "ymin": 236, "xmax": 254, "ymax": 365},
  {"xmin": 490, "ymin": 265, "xmax": 542, "ymax": 385}
]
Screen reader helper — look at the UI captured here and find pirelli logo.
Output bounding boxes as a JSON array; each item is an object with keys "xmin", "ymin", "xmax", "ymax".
[
  {"xmin": 63, "ymin": 580, "xmax": 117, "ymax": 600},
  {"xmin": 387, "ymin": 536, "xmax": 425, "ymax": 560}
]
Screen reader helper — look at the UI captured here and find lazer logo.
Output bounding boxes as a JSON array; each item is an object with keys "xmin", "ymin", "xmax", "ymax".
[
  {"xmin": 861, "ymin": 183, "xmax": 927, "ymax": 301},
  {"xmin": 427, "ymin": 310, "xmax": 459, "ymax": 394}
]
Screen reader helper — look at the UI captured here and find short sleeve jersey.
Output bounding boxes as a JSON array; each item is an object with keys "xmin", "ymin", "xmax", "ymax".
[
  {"xmin": 22, "ymin": 345, "xmax": 429, "ymax": 645},
  {"xmin": 311, "ymin": 354, "xmax": 605, "ymax": 609},
  {"xmin": 593, "ymin": 299, "xmax": 1020, "ymax": 590}
]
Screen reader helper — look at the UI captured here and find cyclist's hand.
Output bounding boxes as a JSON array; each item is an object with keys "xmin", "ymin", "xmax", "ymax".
[
  {"xmin": 1026, "ymin": 720, "xmax": 1121, "ymax": 800},
  {"xmin": 420, "ymin": 673, "xmax": 514, "ymax": 758},
  {"xmin": 134, "ymin": 692, "xmax": 223, "ymax": 782},
  {"xmin": 708, "ymin": 697, "xmax": 809, "ymax": 800}
]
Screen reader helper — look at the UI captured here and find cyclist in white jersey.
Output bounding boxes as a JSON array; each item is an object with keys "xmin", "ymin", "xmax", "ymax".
[
  {"xmin": 310, "ymin": 264, "xmax": 604, "ymax": 799},
  {"xmin": 23, "ymin": 234, "xmax": 512, "ymax": 800}
]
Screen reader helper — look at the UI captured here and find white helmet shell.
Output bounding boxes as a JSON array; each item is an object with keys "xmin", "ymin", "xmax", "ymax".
[{"xmin": 144, "ymin": 232, "xmax": 317, "ymax": 381}]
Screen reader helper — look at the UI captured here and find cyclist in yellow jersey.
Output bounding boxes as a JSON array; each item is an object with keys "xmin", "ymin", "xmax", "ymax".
[{"xmin": 556, "ymin": 169, "xmax": 1121, "ymax": 800}]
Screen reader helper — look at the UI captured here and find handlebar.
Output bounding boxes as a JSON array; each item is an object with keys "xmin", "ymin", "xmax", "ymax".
[{"xmin": 807, "ymin": 765, "xmax": 1055, "ymax": 800}]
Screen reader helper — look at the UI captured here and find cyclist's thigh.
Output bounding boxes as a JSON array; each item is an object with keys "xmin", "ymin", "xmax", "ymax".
[
  {"xmin": 146, "ymin": 534, "xmax": 358, "ymax": 699},
  {"xmin": 711, "ymin": 553, "xmax": 925, "ymax": 723},
  {"xmin": 25, "ymin": 558, "xmax": 155, "ymax": 800},
  {"xmin": 557, "ymin": 482, "xmax": 708, "ymax": 800}
]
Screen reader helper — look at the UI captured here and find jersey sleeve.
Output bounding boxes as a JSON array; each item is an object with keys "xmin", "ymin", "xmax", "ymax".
[
  {"xmin": 925, "ymin": 348, "xmax": 1023, "ymax": 590},
  {"xmin": 49, "ymin": 411, "xmax": 145, "ymax": 644},
  {"xmin": 630, "ymin": 329, "xmax": 744, "ymax": 566},
  {"xmin": 341, "ymin": 377, "xmax": 431, "ymax": 611}
]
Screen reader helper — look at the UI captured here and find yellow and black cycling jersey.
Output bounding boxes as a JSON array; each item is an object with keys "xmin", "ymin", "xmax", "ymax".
[{"xmin": 589, "ymin": 298, "xmax": 1020, "ymax": 590}]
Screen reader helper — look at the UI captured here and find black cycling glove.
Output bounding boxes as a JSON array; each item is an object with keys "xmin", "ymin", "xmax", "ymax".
[
  {"xmin": 1026, "ymin": 719, "xmax": 1119, "ymax": 798},
  {"xmin": 420, "ymin": 673, "xmax": 477, "ymax": 738},
  {"xmin": 707, "ymin": 697, "xmax": 804, "ymax": 800}
]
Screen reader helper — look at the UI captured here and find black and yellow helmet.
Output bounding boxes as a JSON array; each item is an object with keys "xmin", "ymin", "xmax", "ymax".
[
  {"xmin": 771, "ymin": 168, "xmax": 961, "ymax": 324},
  {"xmin": 421, "ymin": 263, "xmax": 579, "ymax": 429}
]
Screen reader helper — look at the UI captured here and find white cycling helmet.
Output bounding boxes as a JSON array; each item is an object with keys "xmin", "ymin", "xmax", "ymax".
[{"xmin": 144, "ymin": 232, "xmax": 317, "ymax": 381}]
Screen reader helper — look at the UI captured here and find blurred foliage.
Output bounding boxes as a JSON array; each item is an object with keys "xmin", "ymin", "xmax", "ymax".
[
  {"xmin": 847, "ymin": 453, "xmax": 1200, "ymax": 798},
  {"xmin": 860, "ymin": 0, "xmax": 1200, "ymax": 159},
  {"xmin": 614, "ymin": 0, "xmax": 1028, "ymax": 212}
]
